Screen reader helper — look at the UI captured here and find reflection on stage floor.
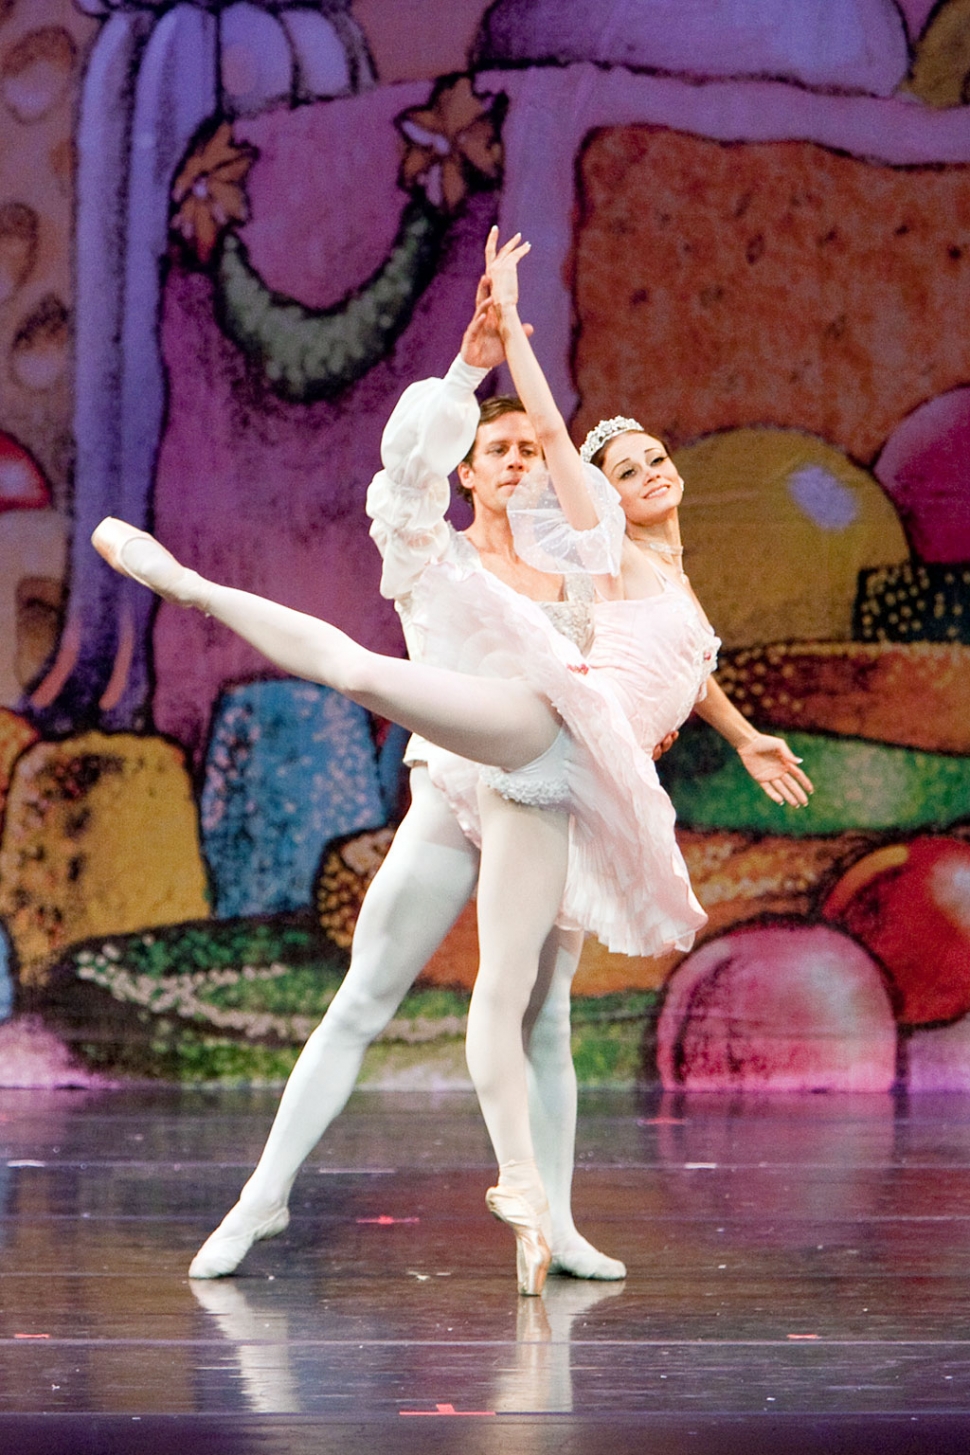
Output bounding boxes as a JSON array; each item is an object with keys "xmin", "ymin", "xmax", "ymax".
[{"xmin": 2, "ymin": 1087, "xmax": 970, "ymax": 1453}]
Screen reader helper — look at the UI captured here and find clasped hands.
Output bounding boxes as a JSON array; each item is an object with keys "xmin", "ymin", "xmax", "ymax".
[{"xmin": 460, "ymin": 228, "xmax": 532, "ymax": 370}]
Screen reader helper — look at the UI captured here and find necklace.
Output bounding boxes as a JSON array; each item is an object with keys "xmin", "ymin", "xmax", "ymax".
[
  {"xmin": 645, "ymin": 540, "xmax": 683, "ymax": 562},
  {"xmin": 643, "ymin": 539, "xmax": 687, "ymax": 581}
]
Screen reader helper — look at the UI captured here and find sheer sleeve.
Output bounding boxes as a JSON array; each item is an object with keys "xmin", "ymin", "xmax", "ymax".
[
  {"xmin": 366, "ymin": 355, "xmax": 488, "ymax": 599},
  {"xmin": 507, "ymin": 462, "xmax": 626, "ymax": 576}
]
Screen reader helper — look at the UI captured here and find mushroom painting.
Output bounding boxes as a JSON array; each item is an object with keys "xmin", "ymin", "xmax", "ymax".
[{"xmin": 0, "ymin": 430, "xmax": 64, "ymax": 705}]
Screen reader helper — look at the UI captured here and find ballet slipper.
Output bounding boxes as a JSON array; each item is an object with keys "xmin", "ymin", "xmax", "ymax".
[
  {"xmin": 549, "ymin": 1234, "xmax": 626, "ymax": 1281},
  {"xmin": 91, "ymin": 517, "xmax": 211, "ymax": 610},
  {"xmin": 188, "ymin": 1201, "xmax": 290, "ymax": 1280},
  {"xmin": 485, "ymin": 1185, "xmax": 552, "ymax": 1297}
]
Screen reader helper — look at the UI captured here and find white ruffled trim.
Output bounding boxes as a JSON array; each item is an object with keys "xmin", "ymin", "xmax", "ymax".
[
  {"xmin": 507, "ymin": 462, "xmax": 626, "ymax": 577},
  {"xmin": 367, "ymin": 361, "xmax": 488, "ymax": 600},
  {"xmin": 414, "ymin": 559, "xmax": 708, "ymax": 958}
]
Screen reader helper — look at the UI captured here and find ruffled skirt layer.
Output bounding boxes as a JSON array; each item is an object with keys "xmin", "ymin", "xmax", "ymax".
[{"xmin": 412, "ymin": 562, "xmax": 707, "ymax": 958}]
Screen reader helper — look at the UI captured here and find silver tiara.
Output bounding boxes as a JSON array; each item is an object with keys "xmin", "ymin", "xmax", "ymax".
[{"xmin": 579, "ymin": 416, "xmax": 645, "ymax": 463}]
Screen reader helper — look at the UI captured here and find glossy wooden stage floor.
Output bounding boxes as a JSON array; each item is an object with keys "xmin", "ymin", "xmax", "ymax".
[{"xmin": 3, "ymin": 1087, "xmax": 970, "ymax": 1454}]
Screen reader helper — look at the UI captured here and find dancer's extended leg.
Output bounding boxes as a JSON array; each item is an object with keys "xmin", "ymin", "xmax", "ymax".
[
  {"xmin": 525, "ymin": 930, "xmax": 626, "ymax": 1280},
  {"xmin": 92, "ymin": 524, "xmax": 560, "ymax": 772},
  {"xmin": 189, "ymin": 768, "xmax": 479, "ymax": 1278}
]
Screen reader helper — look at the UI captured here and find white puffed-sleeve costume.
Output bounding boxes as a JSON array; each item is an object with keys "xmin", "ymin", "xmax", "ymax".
[{"xmin": 366, "ymin": 355, "xmax": 594, "ymax": 765}]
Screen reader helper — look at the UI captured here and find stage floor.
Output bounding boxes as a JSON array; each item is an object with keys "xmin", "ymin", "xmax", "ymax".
[{"xmin": 2, "ymin": 1085, "xmax": 970, "ymax": 1454}]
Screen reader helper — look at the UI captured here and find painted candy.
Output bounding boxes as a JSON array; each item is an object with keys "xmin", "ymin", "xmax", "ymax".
[
  {"xmin": 822, "ymin": 836, "xmax": 970, "ymax": 1026},
  {"xmin": 656, "ymin": 921, "xmax": 897, "ymax": 1091}
]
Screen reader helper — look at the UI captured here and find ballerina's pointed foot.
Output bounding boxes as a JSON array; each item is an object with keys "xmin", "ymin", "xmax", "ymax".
[
  {"xmin": 188, "ymin": 1202, "xmax": 290, "ymax": 1280},
  {"xmin": 91, "ymin": 517, "xmax": 209, "ymax": 609},
  {"xmin": 549, "ymin": 1234, "xmax": 626, "ymax": 1281},
  {"xmin": 485, "ymin": 1185, "xmax": 552, "ymax": 1297}
]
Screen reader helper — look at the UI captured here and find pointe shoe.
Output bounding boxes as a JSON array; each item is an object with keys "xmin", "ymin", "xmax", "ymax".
[
  {"xmin": 91, "ymin": 517, "xmax": 207, "ymax": 608},
  {"xmin": 485, "ymin": 1185, "xmax": 552, "ymax": 1297},
  {"xmin": 188, "ymin": 1203, "xmax": 290, "ymax": 1280}
]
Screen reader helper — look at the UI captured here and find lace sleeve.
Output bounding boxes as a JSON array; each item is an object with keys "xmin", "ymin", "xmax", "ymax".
[
  {"xmin": 507, "ymin": 462, "xmax": 625, "ymax": 577},
  {"xmin": 366, "ymin": 356, "xmax": 488, "ymax": 600}
]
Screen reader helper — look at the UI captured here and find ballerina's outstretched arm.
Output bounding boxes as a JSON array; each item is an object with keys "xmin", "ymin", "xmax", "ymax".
[{"xmin": 694, "ymin": 678, "xmax": 814, "ymax": 808}]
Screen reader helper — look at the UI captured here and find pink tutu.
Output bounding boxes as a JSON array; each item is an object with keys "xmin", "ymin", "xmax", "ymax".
[{"xmin": 411, "ymin": 560, "xmax": 719, "ymax": 958}]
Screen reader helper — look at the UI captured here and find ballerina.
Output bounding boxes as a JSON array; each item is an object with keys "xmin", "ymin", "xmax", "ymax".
[
  {"xmin": 92, "ymin": 510, "xmax": 608, "ymax": 1296},
  {"xmin": 482, "ymin": 228, "xmax": 815, "ymax": 811}
]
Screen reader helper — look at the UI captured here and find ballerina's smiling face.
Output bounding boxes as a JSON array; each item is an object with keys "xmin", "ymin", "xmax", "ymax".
[{"xmin": 597, "ymin": 431, "xmax": 684, "ymax": 526}]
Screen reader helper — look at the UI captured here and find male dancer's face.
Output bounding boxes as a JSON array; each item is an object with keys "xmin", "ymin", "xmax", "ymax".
[{"xmin": 458, "ymin": 414, "xmax": 541, "ymax": 521}]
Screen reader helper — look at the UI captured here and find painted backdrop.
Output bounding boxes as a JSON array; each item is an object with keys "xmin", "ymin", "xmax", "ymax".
[{"xmin": 1, "ymin": 0, "xmax": 969, "ymax": 1092}]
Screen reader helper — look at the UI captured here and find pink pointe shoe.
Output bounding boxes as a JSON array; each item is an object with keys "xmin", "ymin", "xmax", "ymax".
[
  {"xmin": 91, "ymin": 517, "xmax": 206, "ymax": 607},
  {"xmin": 485, "ymin": 1185, "xmax": 552, "ymax": 1297}
]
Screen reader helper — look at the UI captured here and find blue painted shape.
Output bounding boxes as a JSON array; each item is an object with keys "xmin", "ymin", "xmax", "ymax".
[
  {"xmin": 201, "ymin": 680, "xmax": 387, "ymax": 917},
  {"xmin": 787, "ymin": 465, "xmax": 860, "ymax": 531},
  {"xmin": 377, "ymin": 722, "xmax": 410, "ymax": 815},
  {"xmin": 0, "ymin": 924, "xmax": 14, "ymax": 1023}
]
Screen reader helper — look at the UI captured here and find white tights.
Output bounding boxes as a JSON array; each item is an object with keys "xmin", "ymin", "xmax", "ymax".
[
  {"xmin": 118, "ymin": 541, "xmax": 625, "ymax": 1278},
  {"xmin": 201, "ymin": 578, "xmax": 561, "ymax": 772},
  {"xmin": 192, "ymin": 575, "xmax": 565, "ymax": 1146},
  {"xmin": 240, "ymin": 769, "xmax": 589, "ymax": 1253}
]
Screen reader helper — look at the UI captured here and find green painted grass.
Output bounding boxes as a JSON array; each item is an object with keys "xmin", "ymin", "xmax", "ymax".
[{"xmin": 661, "ymin": 722, "xmax": 970, "ymax": 836}]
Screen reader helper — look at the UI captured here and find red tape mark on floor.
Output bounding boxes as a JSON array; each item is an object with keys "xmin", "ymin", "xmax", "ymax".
[
  {"xmin": 14, "ymin": 1334, "xmax": 50, "ymax": 1339},
  {"xmin": 356, "ymin": 1216, "xmax": 420, "ymax": 1224},
  {"xmin": 400, "ymin": 1404, "xmax": 496, "ymax": 1417}
]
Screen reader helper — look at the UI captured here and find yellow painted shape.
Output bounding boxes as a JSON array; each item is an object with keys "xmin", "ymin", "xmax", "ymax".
[
  {"xmin": 675, "ymin": 429, "xmax": 907, "ymax": 647},
  {"xmin": 0, "ymin": 731, "xmax": 210, "ymax": 983},
  {"xmin": 823, "ymin": 843, "xmax": 911, "ymax": 917},
  {"xmin": 0, "ymin": 707, "xmax": 38, "ymax": 804},
  {"xmin": 906, "ymin": 0, "xmax": 970, "ymax": 108}
]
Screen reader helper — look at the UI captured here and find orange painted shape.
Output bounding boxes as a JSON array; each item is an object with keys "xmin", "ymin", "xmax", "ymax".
[{"xmin": 822, "ymin": 844, "xmax": 911, "ymax": 919}]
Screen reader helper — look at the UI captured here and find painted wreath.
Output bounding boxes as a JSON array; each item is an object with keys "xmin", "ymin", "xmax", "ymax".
[{"xmin": 169, "ymin": 78, "xmax": 504, "ymax": 403}]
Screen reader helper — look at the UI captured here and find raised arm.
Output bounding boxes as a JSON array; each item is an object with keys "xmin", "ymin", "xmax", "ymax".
[
  {"xmin": 365, "ymin": 283, "xmax": 495, "ymax": 600},
  {"xmin": 487, "ymin": 230, "xmax": 602, "ymax": 534},
  {"xmin": 485, "ymin": 230, "xmax": 624, "ymax": 590}
]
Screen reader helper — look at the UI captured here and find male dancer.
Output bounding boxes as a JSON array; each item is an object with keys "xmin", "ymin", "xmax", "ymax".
[{"xmin": 188, "ymin": 283, "xmax": 629, "ymax": 1282}]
